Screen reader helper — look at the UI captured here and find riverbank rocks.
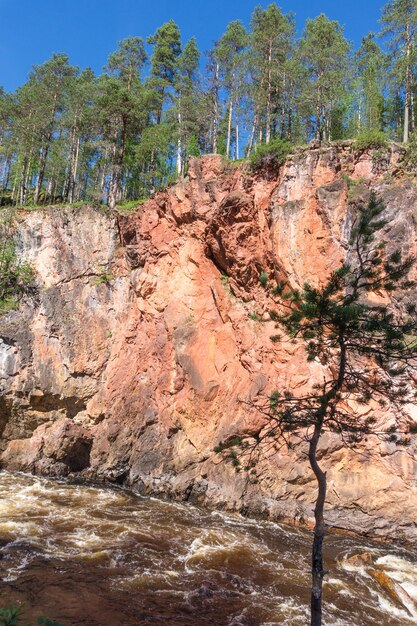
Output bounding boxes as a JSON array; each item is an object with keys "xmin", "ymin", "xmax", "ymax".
[
  {"xmin": 2, "ymin": 419, "xmax": 93, "ymax": 476},
  {"xmin": 1, "ymin": 145, "xmax": 417, "ymax": 544}
]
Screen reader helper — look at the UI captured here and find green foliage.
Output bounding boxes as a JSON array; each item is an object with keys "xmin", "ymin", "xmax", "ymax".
[
  {"xmin": 115, "ymin": 198, "xmax": 147, "ymax": 214},
  {"xmin": 147, "ymin": 20, "xmax": 182, "ymax": 124},
  {"xmin": 105, "ymin": 37, "xmax": 147, "ymax": 88},
  {"xmin": 224, "ymin": 194, "xmax": 417, "ymax": 488},
  {"xmin": 250, "ymin": 139, "xmax": 292, "ymax": 170},
  {"xmin": 298, "ymin": 13, "xmax": 351, "ymax": 141},
  {"xmin": 265, "ymin": 192, "xmax": 417, "ymax": 441},
  {"xmin": 213, "ymin": 437, "xmax": 243, "ymax": 454},
  {"xmin": 0, "ymin": 607, "xmax": 22, "ymax": 626},
  {"xmin": 92, "ymin": 266, "xmax": 114, "ymax": 286},
  {"xmin": 402, "ymin": 131, "xmax": 417, "ymax": 167},
  {"xmin": 0, "ymin": 211, "xmax": 34, "ymax": 314},
  {"xmin": 0, "ymin": 7, "xmax": 415, "ymax": 208},
  {"xmin": 355, "ymin": 33, "xmax": 386, "ymax": 133},
  {"xmin": 259, "ymin": 271, "xmax": 269, "ymax": 287},
  {"xmin": 250, "ymin": 5, "xmax": 295, "ymax": 142},
  {"xmin": 341, "ymin": 173, "xmax": 367, "ymax": 202},
  {"xmin": 354, "ymin": 129, "xmax": 388, "ymax": 151},
  {"xmin": 380, "ymin": 0, "xmax": 417, "ymax": 142},
  {"xmin": 0, "ymin": 608, "xmax": 66, "ymax": 626}
]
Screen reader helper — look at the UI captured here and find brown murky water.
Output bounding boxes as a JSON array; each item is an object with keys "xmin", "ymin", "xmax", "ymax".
[{"xmin": 0, "ymin": 472, "xmax": 416, "ymax": 626}]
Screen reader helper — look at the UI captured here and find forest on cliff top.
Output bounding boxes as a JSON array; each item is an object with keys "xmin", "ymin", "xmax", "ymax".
[{"xmin": 1, "ymin": 0, "xmax": 417, "ymax": 209}]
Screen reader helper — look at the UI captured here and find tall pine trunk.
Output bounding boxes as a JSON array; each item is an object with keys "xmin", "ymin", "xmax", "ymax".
[
  {"xmin": 235, "ymin": 110, "xmax": 239, "ymax": 160},
  {"xmin": 404, "ymin": 21, "xmax": 411, "ymax": 143},
  {"xmin": 265, "ymin": 43, "xmax": 273, "ymax": 145},
  {"xmin": 247, "ymin": 113, "xmax": 258, "ymax": 157},
  {"xmin": 176, "ymin": 104, "xmax": 182, "ymax": 177},
  {"xmin": 226, "ymin": 98, "xmax": 233, "ymax": 159},
  {"xmin": 69, "ymin": 136, "xmax": 80, "ymax": 204},
  {"xmin": 34, "ymin": 94, "xmax": 58, "ymax": 205},
  {"xmin": 212, "ymin": 62, "xmax": 219, "ymax": 154}
]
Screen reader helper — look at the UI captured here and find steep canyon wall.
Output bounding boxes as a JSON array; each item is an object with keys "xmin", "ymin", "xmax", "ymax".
[{"xmin": 1, "ymin": 144, "xmax": 417, "ymax": 543}]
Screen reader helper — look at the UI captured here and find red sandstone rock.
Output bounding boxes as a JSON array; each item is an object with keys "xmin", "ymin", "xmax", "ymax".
[{"xmin": 1, "ymin": 145, "xmax": 416, "ymax": 543}]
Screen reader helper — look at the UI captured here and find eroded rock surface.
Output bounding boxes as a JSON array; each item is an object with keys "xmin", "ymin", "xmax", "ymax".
[{"xmin": 1, "ymin": 144, "xmax": 417, "ymax": 544}]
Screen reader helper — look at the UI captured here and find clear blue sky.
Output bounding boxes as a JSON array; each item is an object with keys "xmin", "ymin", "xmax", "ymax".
[{"xmin": 1, "ymin": 0, "xmax": 386, "ymax": 92}]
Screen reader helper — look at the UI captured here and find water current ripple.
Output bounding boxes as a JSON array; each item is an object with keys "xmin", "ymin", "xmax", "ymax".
[{"xmin": 0, "ymin": 472, "xmax": 415, "ymax": 625}]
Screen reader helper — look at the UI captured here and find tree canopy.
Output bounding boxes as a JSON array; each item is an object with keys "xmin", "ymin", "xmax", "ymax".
[{"xmin": 1, "ymin": 1, "xmax": 417, "ymax": 208}]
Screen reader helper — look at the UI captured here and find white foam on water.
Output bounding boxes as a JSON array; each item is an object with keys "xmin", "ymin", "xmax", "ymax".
[
  {"xmin": 0, "ymin": 471, "xmax": 415, "ymax": 626},
  {"xmin": 182, "ymin": 527, "xmax": 270, "ymax": 572},
  {"xmin": 2, "ymin": 551, "xmax": 34, "ymax": 582},
  {"xmin": 325, "ymin": 578, "xmax": 346, "ymax": 588},
  {"xmin": 374, "ymin": 593, "xmax": 416, "ymax": 622}
]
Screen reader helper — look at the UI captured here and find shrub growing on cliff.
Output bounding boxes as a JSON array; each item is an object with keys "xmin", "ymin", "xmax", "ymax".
[
  {"xmin": 249, "ymin": 139, "xmax": 292, "ymax": 171},
  {"xmin": 0, "ymin": 212, "xmax": 34, "ymax": 313},
  {"xmin": 354, "ymin": 129, "xmax": 388, "ymax": 151},
  {"xmin": 215, "ymin": 192, "xmax": 417, "ymax": 626}
]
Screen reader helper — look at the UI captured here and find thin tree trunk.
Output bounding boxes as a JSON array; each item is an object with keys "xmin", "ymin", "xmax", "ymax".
[
  {"xmin": 69, "ymin": 136, "xmax": 80, "ymax": 204},
  {"xmin": 226, "ymin": 98, "xmax": 233, "ymax": 159},
  {"xmin": 266, "ymin": 43, "xmax": 272, "ymax": 144},
  {"xmin": 288, "ymin": 96, "xmax": 293, "ymax": 141},
  {"xmin": 309, "ymin": 333, "xmax": 346, "ymax": 626},
  {"xmin": 149, "ymin": 148, "xmax": 156, "ymax": 197},
  {"xmin": 19, "ymin": 156, "xmax": 28, "ymax": 205},
  {"xmin": 404, "ymin": 21, "xmax": 411, "ymax": 143},
  {"xmin": 316, "ymin": 81, "xmax": 323, "ymax": 141},
  {"xmin": 3, "ymin": 156, "xmax": 11, "ymax": 191},
  {"xmin": 34, "ymin": 94, "xmax": 58, "ymax": 205},
  {"xmin": 281, "ymin": 72, "xmax": 287, "ymax": 139},
  {"xmin": 309, "ymin": 423, "xmax": 327, "ymax": 626},
  {"xmin": 235, "ymin": 111, "xmax": 239, "ymax": 160},
  {"xmin": 100, "ymin": 146, "xmax": 109, "ymax": 196},
  {"xmin": 247, "ymin": 113, "xmax": 258, "ymax": 158},
  {"xmin": 213, "ymin": 62, "xmax": 219, "ymax": 154},
  {"xmin": 23, "ymin": 158, "xmax": 32, "ymax": 205},
  {"xmin": 176, "ymin": 106, "xmax": 182, "ymax": 177}
]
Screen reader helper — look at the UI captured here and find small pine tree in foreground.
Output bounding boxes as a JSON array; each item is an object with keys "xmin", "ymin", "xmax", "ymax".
[{"xmin": 216, "ymin": 192, "xmax": 417, "ymax": 626}]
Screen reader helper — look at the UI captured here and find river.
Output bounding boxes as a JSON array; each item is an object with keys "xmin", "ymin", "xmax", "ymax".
[{"xmin": 0, "ymin": 472, "xmax": 416, "ymax": 625}]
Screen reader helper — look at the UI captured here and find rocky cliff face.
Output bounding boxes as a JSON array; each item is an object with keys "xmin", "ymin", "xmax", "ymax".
[{"xmin": 1, "ymin": 143, "xmax": 417, "ymax": 544}]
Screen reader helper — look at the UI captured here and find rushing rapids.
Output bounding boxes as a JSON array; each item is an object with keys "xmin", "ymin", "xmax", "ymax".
[{"xmin": 0, "ymin": 473, "xmax": 415, "ymax": 625}]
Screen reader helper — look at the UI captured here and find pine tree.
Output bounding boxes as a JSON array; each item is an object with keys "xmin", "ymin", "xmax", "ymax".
[
  {"xmin": 215, "ymin": 21, "xmax": 248, "ymax": 158},
  {"xmin": 0, "ymin": 88, "xmax": 14, "ymax": 204},
  {"xmin": 355, "ymin": 34, "xmax": 386, "ymax": 132},
  {"xmin": 381, "ymin": 0, "xmax": 417, "ymax": 142},
  {"xmin": 62, "ymin": 68, "xmax": 97, "ymax": 203},
  {"xmin": 146, "ymin": 21, "xmax": 181, "ymax": 193},
  {"xmin": 205, "ymin": 48, "xmax": 221, "ymax": 154},
  {"xmin": 175, "ymin": 37, "xmax": 201, "ymax": 176},
  {"xmin": 27, "ymin": 54, "xmax": 77, "ymax": 204},
  {"xmin": 299, "ymin": 14, "xmax": 351, "ymax": 141},
  {"xmin": 147, "ymin": 20, "xmax": 182, "ymax": 125},
  {"xmin": 249, "ymin": 3, "xmax": 295, "ymax": 145},
  {"xmin": 101, "ymin": 38, "xmax": 148, "ymax": 209},
  {"xmin": 216, "ymin": 193, "xmax": 417, "ymax": 625}
]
